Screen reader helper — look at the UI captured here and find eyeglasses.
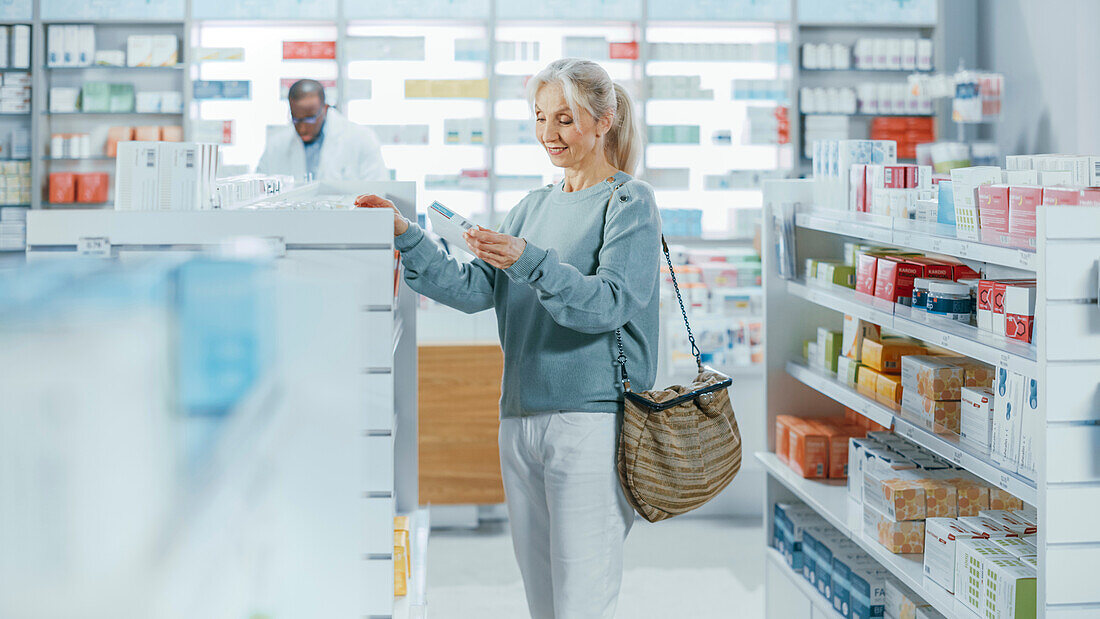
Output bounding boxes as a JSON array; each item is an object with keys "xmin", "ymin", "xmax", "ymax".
[{"xmin": 291, "ymin": 106, "xmax": 326, "ymax": 124}]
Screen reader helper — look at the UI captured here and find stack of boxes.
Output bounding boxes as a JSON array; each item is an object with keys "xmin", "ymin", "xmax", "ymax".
[
  {"xmin": 977, "ymin": 279, "xmax": 1037, "ymax": 343},
  {"xmin": 923, "ymin": 508, "xmax": 1037, "ymax": 618},
  {"xmin": 870, "ymin": 117, "xmax": 934, "ymax": 160},
  {"xmin": 849, "ymin": 432, "xmax": 1025, "ymax": 555},
  {"xmin": 772, "ymin": 501, "xmax": 892, "ymax": 619},
  {"xmin": 811, "ymin": 139, "xmax": 898, "ymax": 210},
  {"xmin": 114, "ymin": 141, "xmax": 220, "ymax": 211},
  {"xmin": 0, "ymin": 206, "xmax": 26, "ymax": 250},
  {"xmin": 0, "ymin": 25, "xmax": 31, "ymax": 69},
  {"xmin": 900, "ymin": 356, "xmax": 993, "ymax": 434},
  {"xmin": 775, "ymin": 412, "xmax": 884, "ymax": 480},
  {"xmin": 0, "ymin": 70, "xmax": 30, "ymax": 114},
  {"xmin": 0, "ymin": 161, "xmax": 30, "ymax": 205}
]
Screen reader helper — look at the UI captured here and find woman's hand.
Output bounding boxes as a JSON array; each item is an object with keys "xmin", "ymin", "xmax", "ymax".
[
  {"xmin": 465, "ymin": 228, "xmax": 526, "ymax": 269},
  {"xmin": 355, "ymin": 194, "xmax": 409, "ymax": 236}
]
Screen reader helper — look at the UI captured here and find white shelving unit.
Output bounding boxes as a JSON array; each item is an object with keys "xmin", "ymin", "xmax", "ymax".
[
  {"xmin": 25, "ymin": 181, "xmax": 420, "ymax": 619},
  {"xmin": 787, "ymin": 0, "xmax": 978, "ymax": 175},
  {"xmin": 761, "ymin": 177, "xmax": 1100, "ymax": 617}
]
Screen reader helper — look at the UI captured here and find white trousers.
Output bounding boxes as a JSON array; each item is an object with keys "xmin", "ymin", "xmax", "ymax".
[{"xmin": 499, "ymin": 412, "xmax": 635, "ymax": 619}]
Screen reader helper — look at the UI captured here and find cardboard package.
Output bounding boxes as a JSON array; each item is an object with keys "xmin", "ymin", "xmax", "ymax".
[
  {"xmin": 875, "ymin": 372, "xmax": 904, "ymax": 407},
  {"xmin": 960, "ymin": 386, "xmax": 995, "ymax": 450},
  {"xmin": 789, "ymin": 419, "xmax": 829, "ymax": 478},
  {"xmin": 901, "ymin": 390, "xmax": 961, "ymax": 433},
  {"xmin": 864, "ymin": 502, "xmax": 925, "ymax": 553},
  {"xmin": 991, "ymin": 367, "xmax": 1024, "ymax": 471},
  {"xmin": 980, "ymin": 558, "xmax": 1036, "ymax": 619},
  {"xmin": 48, "ymin": 172, "xmax": 75, "ymax": 203},
  {"xmin": 842, "ymin": 315, "xmax": 880, "ymax": 360},
  {"xmin": 976, "ymin": 184, "xmax": 1010, "ymax": 246},
  {"xmin": 75, "ymin": 173, "xmax": 108, "ymax": 203},
  {"xmin": 861, "ymin": 338, "xmax": 927, "ymax": 374},
  {"xmin": 955, "ymin": 538, "xmax": 1012, "ymax": 614},
  {"xmin": 924, "ymin": 517, "xmax": 985, "ymax": 592},
  {"xmin": 901, "ymin": 355, "xmax": 964, "ymax": 401}
]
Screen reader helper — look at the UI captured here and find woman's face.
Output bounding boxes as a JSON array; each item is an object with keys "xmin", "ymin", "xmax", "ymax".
[{"xmin": 534, "ymin": 83, "xmax": 610, "ymax": 171}]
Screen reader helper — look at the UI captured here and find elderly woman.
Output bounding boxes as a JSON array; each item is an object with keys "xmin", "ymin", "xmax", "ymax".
[{"xmin": 357, "ymin": 58, "xmax": 660, "ymax": 618}]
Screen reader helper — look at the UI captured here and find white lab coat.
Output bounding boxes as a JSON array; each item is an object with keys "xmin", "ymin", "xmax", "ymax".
[{"xmin": 256, "ymin": 108, "xmax": 388, "ymax": 182}]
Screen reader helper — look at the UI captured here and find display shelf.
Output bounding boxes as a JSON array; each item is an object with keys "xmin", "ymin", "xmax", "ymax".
[
  {"xmin": 43, "ymin": 202, "xmax": 110, "ymax": 208},
  {"xmin": 44, "ymin": 65, "xmax": 184, "ymax": 70},
  {"xmin": 796, "ymin": 208, "xmax": 1038, "ymax": 270},
  {"xmin": 43, "ymin": 111, "xmax": 184, "ymax": 116},
  {"xmin": 800, "ymin": 68, "xmax": 934, "ymax": 73},
  {"xmin": 801, "ymin": 112, "xmax": 935, "ymax": 118},
  {"xmin": 0, "ymin": 112, "xmax": 30, "ymax": 116},
  {"xmin": 765, "ymin": 547, "xmax": 844, "ymax": 619},
  {"xmin": 757, "ymin": 452, "xmax": 979, "ymax": 619},
  {"xmin": 43, "ymin": 156, "xmax": 115, "ymax": 161},
  {"xmin": 786, "ymin": 279, "xmax": 1038, "ymax": 376},
  {"xmin": 785, "ymin": 361, "xmax": 1038, "ymax": 504},
  {"xmin": 797, "ymin": 22, "xmax": 937, "ymax": 29}
]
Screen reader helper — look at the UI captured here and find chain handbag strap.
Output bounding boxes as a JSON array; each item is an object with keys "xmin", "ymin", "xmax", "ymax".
[{"xmin": 610, "ymin": 182, "xmax": 703, "ymax": 393}]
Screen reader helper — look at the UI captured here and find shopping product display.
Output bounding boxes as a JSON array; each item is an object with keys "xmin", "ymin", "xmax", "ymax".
[{"xmin": 114, "ymin": 141, "xmax": 220, "ymax": 211}]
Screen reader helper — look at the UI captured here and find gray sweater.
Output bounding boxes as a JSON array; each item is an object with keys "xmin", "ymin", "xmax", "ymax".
[{"xmin": 395, "ymin": 171, "xmax": 661, "ymax": 418}]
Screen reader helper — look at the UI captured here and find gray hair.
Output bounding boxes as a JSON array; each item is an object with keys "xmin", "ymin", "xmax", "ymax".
[{"xmin": 526, "ymin": 58, "xmax": 641, "ymax": 175}]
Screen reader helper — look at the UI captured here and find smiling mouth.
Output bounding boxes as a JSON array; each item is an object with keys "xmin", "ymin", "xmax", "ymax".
[{"xmin": 546, "ymin": 146, "xmax": 567, "ymax": 155}]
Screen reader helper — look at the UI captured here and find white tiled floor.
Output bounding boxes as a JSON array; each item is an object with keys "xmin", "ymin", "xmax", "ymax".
[{"xmin": 427, "ymin": 516, "xmax": 765, "ymax": 618}]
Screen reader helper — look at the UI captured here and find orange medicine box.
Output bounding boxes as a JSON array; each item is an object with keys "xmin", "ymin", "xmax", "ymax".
[
  {"xmin": 48, "ymin": 172, "xmax": 75, "ymax": 203},
  {"xmin": 875, "ymin": 373, "xmax": 904, "ymax": 407},
  {"xmin": 809, "ymin": 421, "xmax": 865, "ymax": 479},
  {"xmin": 988, "ymin": 486, "xmax": 1023, "ymax": 511},
  {"xmin": 864, "ymin": 503, "xmax": 926, "ymax": 553},
  {"xmin": 857, "ymin": 366, "xmax": 883, "ymax": 399},
  {"xmin": 937, "ymin": 356, "xmax": 994, "ymax": 389},
  {"xmin": 900, "ymin": 355, "xmax": 964, "ymax": 400},
  {"xmin": 788, "ymin": 420, "xmax": 830, "ymax": 479},
  {"xmin": 901, "ymin": 390, "xmax": 961, "ymax": 434},
  {"xmin": 864, "ymin": 467, "xmax": 927, "ymax": 521},
  {"xmin": 861, "ymin": 338, "xmax": 927, "ymax": 374},
  {"xmin": 950, "ymin": 478, "xmax": 990, "ymax": 517},
  {"xmin": 775, "ymin": 414, "xmax": 802, "ymax": 463}
]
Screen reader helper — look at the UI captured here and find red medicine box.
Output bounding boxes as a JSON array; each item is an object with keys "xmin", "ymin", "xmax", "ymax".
[
  {"xmin": 883, "ymin": 165, "xmax": 914, "ymax": 188},
  {"xmin": 282, "ymin": 41, "xmax": 336, "ymax": 60},
  {"xmin": 1007, "ymin": 186, "xmax": 1042, "ymax": 249},
  {"xmin": 977, "ymin": 184, "xmax": 1010, "ymax": 245},
  {"xmin": 903, "ymin": 256, "xmax": 953, "ymax": 280},
  {"xmin": 48, "ymin": 172, "xmax": 75, "ymax": 203},
  {"xmin": 855, "ymin": 253, "xmax": 880, "ymax": 296},
  {"xmin": 1080, "ymin": 188, "xmax": 1100, "ymax": 206},
  {"xmin": 874, "ymin": 256, "xmax": 922, "ymax": 304},
  {"xmin": 75, "ymin": 173, "xmax": 109, "ymax": 203},
  {"xmin": 609, "ymin": 41, "xmax": 639, "ymax": 60},
  {"xmin": 1042, "ymin": 187, "xmax": 1081, "ymax": 205},
  {"xmin": 1004, "ymin": 285, "xmax": 1037, "ymax": 343}
]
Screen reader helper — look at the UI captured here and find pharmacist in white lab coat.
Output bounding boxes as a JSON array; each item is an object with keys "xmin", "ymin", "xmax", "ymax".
[{"xmin": 256, "ymin": 79, "xmax": 388, "ymax": 182}]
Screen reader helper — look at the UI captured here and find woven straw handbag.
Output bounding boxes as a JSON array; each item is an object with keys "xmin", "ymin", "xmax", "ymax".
[{"xmin": 614, "ymin": 236, "xmax": 743, "ymax": 523}]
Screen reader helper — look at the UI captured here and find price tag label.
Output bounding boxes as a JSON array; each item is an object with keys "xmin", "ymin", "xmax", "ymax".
[
  {"xmin": 957, "ymin": 242, "xmax": 969, "ymax": 257},
  {"xmin": 930, "ymin": 238, "xmax": 942, "ymax": 252},
  {"xmin": 895, "ymin": 232, "xmax": 911, "ymax": 248},
  {"xmin": 999, "ymin": 352, "xmax": 1011, "ymax": 367},
  {"xmin": 1017, "ymin": 250, "xmax": 1033, "ymax": 268},
  {"xmin": 77, "ymin": 236, "xmax": 110, "ymax": 257},
  {"xmin": 901, "ymin": 425, "xmax": 917, "ymax": 441},
  {"xmin": 998, "ymin": 473, "xmax": 1011, "ymax": 490},
  {"xmin": 950, "ymin": 449, "xmax": 964, "ymax": 465},
  {"xmin": 940, "ymin": 334, "xmax": 951, "ymax": 348}
]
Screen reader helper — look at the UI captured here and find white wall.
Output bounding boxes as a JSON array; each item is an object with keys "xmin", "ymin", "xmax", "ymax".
[{"xmin": 977, "ymin": 0, "xmax": 1100, "ymax": 155}]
